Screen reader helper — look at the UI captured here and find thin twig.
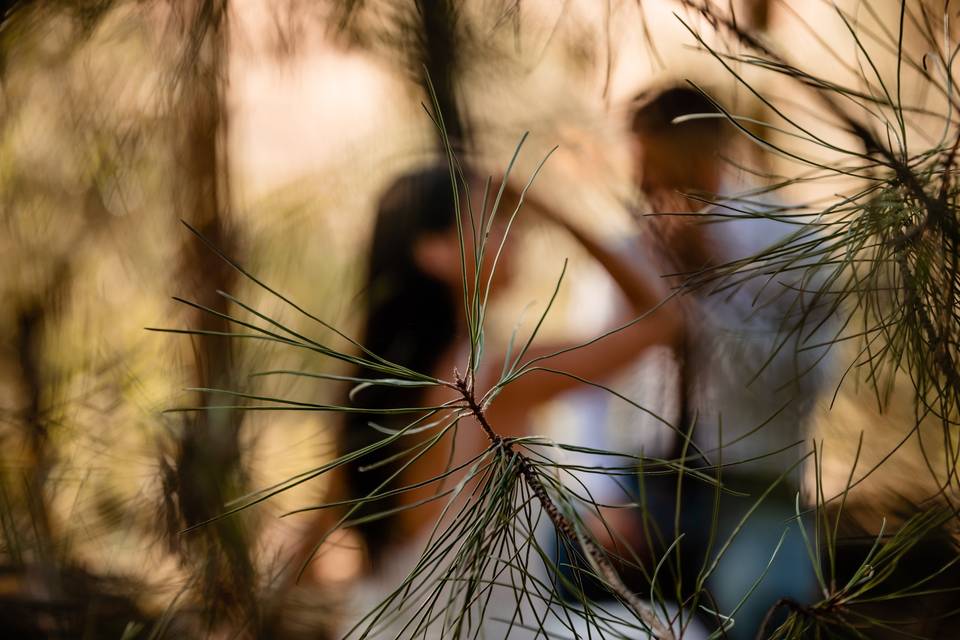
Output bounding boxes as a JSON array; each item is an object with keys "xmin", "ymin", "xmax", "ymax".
[{"xmin": 454, "ymin": 374, "xmax": 675, "ymax": 640}]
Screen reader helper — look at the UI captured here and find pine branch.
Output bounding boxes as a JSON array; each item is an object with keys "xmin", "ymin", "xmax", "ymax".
[{"xmin": 454, "ymin": 373, "xmax": 675, "ymax": 640}]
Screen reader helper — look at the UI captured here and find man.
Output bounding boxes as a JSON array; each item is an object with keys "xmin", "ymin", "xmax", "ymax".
[{"xmin": 624, "ymin": 85, "xmax": 833, "ymax": 638}]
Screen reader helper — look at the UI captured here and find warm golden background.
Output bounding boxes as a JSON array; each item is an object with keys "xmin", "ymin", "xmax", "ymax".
[{"xmin": 0, "ymin": 0, "xmax": 954, "ymax": 634}]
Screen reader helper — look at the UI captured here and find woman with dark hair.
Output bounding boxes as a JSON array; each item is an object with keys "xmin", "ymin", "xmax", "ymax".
[
  {"xmin": 339, "ymin": 164, "xmax": 682, "ymax": 571},
  {"xmin": 340, "ymin": 167, "xmax": 467, "ymax": 563},
  {"xmin": 271, "ymin": 163, "xmax": 682, "ymax": 638}
]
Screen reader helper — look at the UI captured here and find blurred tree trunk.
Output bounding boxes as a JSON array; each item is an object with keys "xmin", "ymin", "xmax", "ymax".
[
  {"xmin": 734, "ymin": 0, "xmax": 770, "ymax": 30},
  {"xmin": 415, "ymin": 0, "xmax": 468, "ymax": 151},
  {"xmin": 0, "ymin": 0, "xmax": 106, "ymax": 605},
  {"xmin": 0, "ymin": 3, "xmax": 56, "ymax": 581},
  {"xmin": 10, "ymin": 270, "xmax": 68, "ymax": 595},
  {"xmin": 164, "ymin": 0, "xmax": 257, "ymax": 630},
  {"xmin": 330, "ymin": 0, "xmax": 469, "ymax": 149}
]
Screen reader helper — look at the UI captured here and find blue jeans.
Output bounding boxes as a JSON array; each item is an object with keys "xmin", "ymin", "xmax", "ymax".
[{"xmin": 551, "ymin": 472, "xmax": 818, "ymax": 639}]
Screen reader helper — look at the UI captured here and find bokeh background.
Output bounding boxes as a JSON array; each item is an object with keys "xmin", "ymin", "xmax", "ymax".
[{"xmin": 0, "ymin": 0, "xmax": 955, "ymax": 636}]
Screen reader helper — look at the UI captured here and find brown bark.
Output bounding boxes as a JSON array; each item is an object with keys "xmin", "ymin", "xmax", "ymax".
[{"xmin": 165, "ymin": 0, "xmax": 257, "ymax": 629}]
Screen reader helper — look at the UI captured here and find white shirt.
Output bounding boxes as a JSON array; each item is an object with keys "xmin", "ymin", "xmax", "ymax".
[
  {"xmin": 674, "ymin": 185, "xmax": 834, "ymax": 481},
  {"xmin": 551, "ymin": 184, "xmax": 834, "ymax": 493}
]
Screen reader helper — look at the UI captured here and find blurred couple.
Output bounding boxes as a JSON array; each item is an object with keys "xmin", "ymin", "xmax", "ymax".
[{"xmin": 285, "ymin": 85, "xmax": 832, "ymax": 639}]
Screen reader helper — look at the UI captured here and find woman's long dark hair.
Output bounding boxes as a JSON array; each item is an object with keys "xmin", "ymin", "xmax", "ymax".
[{"xmin": 343, "ymin": 165, "xmax": 462, "ymax": 565}]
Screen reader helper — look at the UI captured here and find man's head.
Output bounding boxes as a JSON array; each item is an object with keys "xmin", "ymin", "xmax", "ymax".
[{"xmin": 630, "ymin": 86, "xmax": 728, "ymax": 211}]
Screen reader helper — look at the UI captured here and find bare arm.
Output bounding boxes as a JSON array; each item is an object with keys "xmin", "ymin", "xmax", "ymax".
[{"xmin": 480, "ymin": 196, "xmax": 683, "ymax": 432}]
